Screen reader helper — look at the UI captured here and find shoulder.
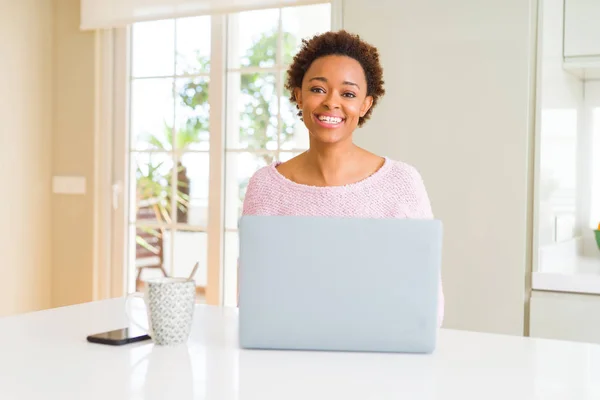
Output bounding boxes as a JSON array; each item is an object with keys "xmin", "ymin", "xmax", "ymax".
[
  {"xmin": 381, "ymin": 158, "xmax": 433, "ymax": 218},
  {"xmin": 383, "ymin": 158, "xmax": 427, "ymax": 188},
  {"xmin": 244, "ymin": 164, "xmax": 275, "ymax": 200},
  {"xmin": 247, "ymin": 164, "xmax": 274, "ymax": 187},
  {"xmin": 241, "ymin": 164, "xmax": 277, "ymax": 215}
]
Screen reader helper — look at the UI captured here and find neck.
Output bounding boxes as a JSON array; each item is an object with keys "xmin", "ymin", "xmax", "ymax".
[{"xmin": 304, "ymin": 137, "xmax": 359, "ymax": 185}]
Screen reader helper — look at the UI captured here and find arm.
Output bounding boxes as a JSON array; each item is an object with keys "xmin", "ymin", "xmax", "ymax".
[{"xmin": 404, "ymin": 166, "xmax": 444, "ymax": 328}]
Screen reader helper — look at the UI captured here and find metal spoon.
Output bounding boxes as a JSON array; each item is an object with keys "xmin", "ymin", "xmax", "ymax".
[{"xmin": 188, "ymin": 262, "xmax": 199, "ymax": 281}]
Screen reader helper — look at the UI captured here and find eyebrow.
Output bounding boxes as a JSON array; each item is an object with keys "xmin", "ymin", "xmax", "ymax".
[{"xmin": 308, "ymin": 76, "xmax": 360, "ymax": 89}]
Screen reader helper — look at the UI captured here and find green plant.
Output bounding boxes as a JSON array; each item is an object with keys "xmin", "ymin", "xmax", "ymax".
[
  {"xmin": 135, "ymin": 226, "xmax": 163, "ymax": 254},
  {"xmin": 135, "ymin": 156, "xmax": 190, "ymax": 253},
  {"xmin": 138, "ymin": 122, "xmax": 203, "ymax": 224}
]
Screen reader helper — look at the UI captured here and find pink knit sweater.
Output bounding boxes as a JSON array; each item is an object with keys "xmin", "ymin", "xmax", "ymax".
[{"xmin": 242, "ymin": 157, "xmax": 444, "ymax": 327}]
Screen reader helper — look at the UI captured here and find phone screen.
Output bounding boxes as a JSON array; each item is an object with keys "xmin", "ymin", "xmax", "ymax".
[{"xmin": 87, "ymin": 327, "xmax": 151, "ymax": 345}]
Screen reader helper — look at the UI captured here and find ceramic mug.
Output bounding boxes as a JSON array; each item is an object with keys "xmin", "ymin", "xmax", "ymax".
[{"xmin": 126, "ymin": 277, "xmax": 196, "ymax": 346}]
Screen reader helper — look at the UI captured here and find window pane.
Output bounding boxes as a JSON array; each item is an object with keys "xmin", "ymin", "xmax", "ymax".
[
  {"xmin": 227, "ymin": 72, "xmax": 278, "ymax": 150},
  {"xmin": 132, "ymin": 20, "xmax": 175, "ymax": 78},
  {"xmin": 131, "ymin": 78, "xmax": 174, "ymax": 151},
  {"xmin": 178, "ymin": 153, "xmax": 209, "ymax": 227},
  {"xmin": 131, "ymin": 153, "xmax": 174, "ymax": 224},
  {"xmin": 176, "ymin": 16, "xmax": 211, "ymax": 75},
  {"xmin": 282, "ymin": 4, "xmax": 331, "ymax": 65},
  {"xmin": 228, "ymin": 9, "xmax": 279, "ymax": 69},
  {"xmin": 175, "ymin": 77, "xmax": 210, "ymax": 151},
  {"xmin": 223, "ymin": 231, "xmax": 239, "ymax": 307},
  {"xmin": 132, "ymin": 225, "xmax": 168, "ymax": 292},
  {"xmin": 224, "ymin": 152, "xmax": 272, "ymax": 229},
  {"xmin": 169, "ymin": 230, "xmax": 208, "ymax": 291},
  {"xmin": 280, "ymin": 81, "xmax": 309, "ymax": 150},
  {"xmin": 592, "ymin": 108, "xmax": 600, "ymax": 228}
]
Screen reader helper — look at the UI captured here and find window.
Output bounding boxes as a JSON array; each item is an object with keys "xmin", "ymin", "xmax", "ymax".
[
  {"xmin": 591, "ymin": 106, "xmax": 600, "ymax": 230},
  {"xmin": 537, "ymin": 109, "xmax": 578, "ymax": 245},
  {"xmin": 587, "ymin": 82, "xmax": 600, "ymax": 232},
  {"xmin": 128, "ymin": 16, "xmax": 212, "ymax": 297},
  {"xmin": 125, "ymin": 4, "xmax": 332, "ymax": 303}
]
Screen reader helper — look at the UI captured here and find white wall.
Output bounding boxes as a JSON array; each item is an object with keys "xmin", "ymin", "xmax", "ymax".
[
  {"xmin": 343, "ymin": 0, "xmax": 536, "ymax": 335},
  {"xmin": 0, "ymin": 0, "xmax": 54, "ymax": 316},
  {"xmin": 51, "ymin": 0, "xmax": 97, "ymax": 309}
]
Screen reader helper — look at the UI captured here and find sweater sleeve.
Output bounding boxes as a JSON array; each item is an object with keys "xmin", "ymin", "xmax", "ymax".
[
  {"xmin": 403, "ymin": 165, "xmax": 444, "ymax": 328},
  {"xmin": 238, "ymin": 172, "xmax": 261, "ymax": 305},
  {"xmin": 402, "ymin": 164, "xmax": 434, "ymax": 219},
  {"xmin": 241, "ymin": 174, "xmax": 260, "ymax": 216}
]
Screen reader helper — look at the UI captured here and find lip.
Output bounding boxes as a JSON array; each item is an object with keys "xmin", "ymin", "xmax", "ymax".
[{"xmin": 313, "ymin": 113, "xmax": 345, "ymax": 128}]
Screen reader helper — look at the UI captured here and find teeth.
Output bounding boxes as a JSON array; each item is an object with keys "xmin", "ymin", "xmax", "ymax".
[{"xmin": 318, "ymin": 115, "xmax": 342, "ymax": 124}]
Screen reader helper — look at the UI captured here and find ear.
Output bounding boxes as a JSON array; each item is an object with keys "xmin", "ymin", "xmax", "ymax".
[
  {"xmin": 360, "ymin": 95, "xmax": 374, "ymax": 117},
  {"xmin": 294, "ymin": 87, "xmax": 303, "ymax": 108}
]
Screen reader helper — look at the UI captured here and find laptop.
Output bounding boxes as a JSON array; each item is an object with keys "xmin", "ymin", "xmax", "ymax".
[{"xmin": 238, "ymin": 215, "xmax": 443, "ymax": 353}]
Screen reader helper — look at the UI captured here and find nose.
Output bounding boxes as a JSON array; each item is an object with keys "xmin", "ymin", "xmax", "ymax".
[{"xmin": 323, "ymin": 91, "xmax": 341, "ymax": 110}]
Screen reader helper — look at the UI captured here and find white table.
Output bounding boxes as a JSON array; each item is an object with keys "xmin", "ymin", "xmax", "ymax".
[{"xmin": 1, "ymin": 298, "xmax": 600, "ymax": 399}]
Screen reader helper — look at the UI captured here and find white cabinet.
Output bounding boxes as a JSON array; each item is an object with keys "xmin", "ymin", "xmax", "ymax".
[
  {"xmin": 562, "ymin": 0, "xmax": 600, "ymax": 79},
  {"xmin": 564, "ymin": 0, "xmax": 600, "ymax": 58},
  {"xmin": 530, "ymin": 290, "xmax": 600, "ymax": 344}
]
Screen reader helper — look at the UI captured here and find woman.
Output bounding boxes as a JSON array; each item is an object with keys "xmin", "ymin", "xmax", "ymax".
[{"xmin": 242, "ymin": 30, "xmax": 444, "ymax": 326}]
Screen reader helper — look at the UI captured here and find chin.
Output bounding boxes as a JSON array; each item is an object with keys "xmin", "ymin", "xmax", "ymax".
[{"xmin": 310, "ymin": 131, "xmax": 349, "ymax": 145}]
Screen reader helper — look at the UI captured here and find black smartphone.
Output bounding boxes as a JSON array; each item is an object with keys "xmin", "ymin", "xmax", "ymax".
[{"xmin": 86, "ymin": 327, "xmax": 151, "ymax": 346}]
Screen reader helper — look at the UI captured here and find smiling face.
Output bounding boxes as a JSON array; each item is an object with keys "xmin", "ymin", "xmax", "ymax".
[{"xmin": 294, "ymin": 55, "xmax": 373, "ymax": 146}]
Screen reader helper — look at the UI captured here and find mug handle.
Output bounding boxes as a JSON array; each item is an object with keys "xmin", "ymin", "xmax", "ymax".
[{"xmin": 125, "ymin": 292, "xmax": 151, "ymax": 336}]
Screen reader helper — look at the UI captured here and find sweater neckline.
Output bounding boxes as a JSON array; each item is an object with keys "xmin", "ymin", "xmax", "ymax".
[{"xmin": 268, "ymin": 156, "xmax": 392, "ymax": 191}]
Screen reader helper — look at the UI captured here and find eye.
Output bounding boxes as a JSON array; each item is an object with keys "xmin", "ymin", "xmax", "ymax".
[
  {"xmin": 310, "ymin": 87, "xmax": 325, "ymax": 94},
  {"xmin": 343, "ymin": 92, "xmax": 356, "ymax": 98}
]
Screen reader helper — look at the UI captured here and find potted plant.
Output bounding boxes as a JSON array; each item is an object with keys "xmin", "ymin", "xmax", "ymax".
[{"xmin": 135, "ymin": 157, "xmax": 190, "ymax": 252}]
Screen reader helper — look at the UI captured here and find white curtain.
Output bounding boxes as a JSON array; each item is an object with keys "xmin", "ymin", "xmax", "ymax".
[{"xmin": 80, "ymin": 0, "xmax": 328, "ymax": 30}]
